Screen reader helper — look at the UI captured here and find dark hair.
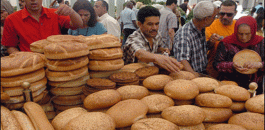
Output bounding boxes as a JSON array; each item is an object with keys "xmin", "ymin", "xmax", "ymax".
[
  {"xmin": 137, "ymin": 6, "xmax": 160, "ymax": 24},
  {"xmin": 256, "ymin": 7, "xmax": 264, "ymax": 14},
  {"xmin": 184, "ymin": 0, "xmax": 189, "ymax": 2},
  {"xmin": 57, "ymin": 0, "xmax": 63, "ymax": 4},
  {"xmin": 256, "ymin": 8, "xmax": 264, "ymax": 31},
  {"xmin": 97, "ymin": 0, "xmax": 109, "ymax": 11},
  {"xmin": 221, "ymin": 0, "xmax": 237, "ymax": 11},
  {"xmin": 166, "ymin": 0, "xmax": 177, "ymax": 6},
  {"xmin": 73, "ymin": 0, "xmax": 97, "ymax": 27},
  {"xmin": 258, "ymin": 2, "xmax": 262, "ymax": 5},
  {"xmin": 130, "ymin": 0, "xmax": 136, "ymax": 6}
]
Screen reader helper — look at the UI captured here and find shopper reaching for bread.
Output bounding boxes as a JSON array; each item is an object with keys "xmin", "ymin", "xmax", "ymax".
[{"xmin": 122, "ymin": 6, "xmax": 182, "ymax": 73}]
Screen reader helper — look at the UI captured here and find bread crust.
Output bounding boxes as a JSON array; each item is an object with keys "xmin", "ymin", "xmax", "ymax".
[
  {"xmin": 109, "ymin": 72, "xmax": 139, "ymax": 83},
  {"xmin": 52, "ymin": 94, "xmax": 84, "ymax": 105},
  {"xmin": 50, "ymin": 85, "xmax": 84, "ymax": 96},
  {"xmin": 89, "ymin": 48, "xmax": 123, "ymax": 60},
  {"xmin": 1, "ymin": 106, "xmax": 23, "ymax": 130},
  {"xmin": 46, "ymin": 56, "xmax": 89, "ymax": 71},
  {"xmin": 30, "ymin": 39, "xmax": 50, "ymax": 53},
  {"xmin": 12, "ymin": 110, "xmax": 35, "ymax": 130},
  {"xmin": 89, "ymin": 59, "xmax": 124, "ymax": 71},
  {"xmin": 1, "ymin": 52, "xmax": 45, "ymax": 77},
  {"xmin": 48, "ymin": 74, "xmax": 89, "ymax": 87},
  {"xmin": 84, "ymin": 34, "xmax": 121, "ymax": 50}
]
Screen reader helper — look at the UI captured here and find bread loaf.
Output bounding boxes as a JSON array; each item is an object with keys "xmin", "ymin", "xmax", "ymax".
[
  {"xmin": 178, "ymin": 123, "xmax": 205, "ymax": 130},
  {"xmin": 207, "ymin": 124, "xmax": 247, "ymax": 130},
  {"xmin": 245, "ymin": 94, "xmax": 264, "ymax": 114},
  {"xmin": 141, "ymin": 94, "xmax": 174, "ymax": 113},
  {"xmin": 169, "ymin": 71, "xmax": 196, "ymax": 80},
  {"xmin": 45, "ymin": 66, "xmax": 88, "ymax": 82},
  {"xmin": 1, "ymin": 52, "xmax": 45, "ymax": 77},
  {"xmin": 30, "ymin": 39, "xmax": 50, "ymax": 53},
  {"xmin": 52, "ymin": 107, "xmax": 87, "ymax": 130},
  {"xmin": 50, "ymin": 85, "xmax": 83, "ymax": 96},
  {"xmin": 214, "ymin": 85, "xmax": 250, "ymax": 101},
  {"xmin": 1, "ymin": 92, "xmax": 10, "ymax": 102},
  {"xmin": 195, "ymin": 93, "xmax": 232, "ymax": 108},
  {"xmin": 12, "ymin": 110, "xmax": 35, "ymax": 130},
  {"xmin": 46, "ymin": 56, "xmax": 89, "ymax": 71},
  {"xmin": 52, "ymin": 94, "xmax": 84, "ymax": 105},
  {"xmin": 143, "ymin": 74, "xmax": 173, "ymax": 90},
  {"xmin": 46, "ymin": 35, "xmax": 86, "ymax": 43},
  {"xmin": 84, "ymin": 34, "xmax": 121, "ymax": 50},
  {"xmin": 116, "ymin": 85, "xmax": 149, "ymax": 100},
  {"xmin": 106, "ymin": 99, "xmax": 148, "ymax": 128},
  {"xmin": 89, "ymin": 47, "xmax": 123, "ymax": 60},
  {"xmin": 1, "ymin": 68, "xmax": 45, "ymax": 87},
  {"xmin": 201, "ymin": 107, "xmax": 233, "ymax": 123},
  {"xmin": 48, "ymin": 74, "xmax": 89, "ymax": 87},
  {"xmin": 53, "ymin": 104, "xmax": 83, "ymax": 111},
  {"xmin": 4, "ymin": 102, "xmax": 24, "ymax": 110},
  {"xmin": 131, "ymin": 118, "xmax": 179, "ymax": 130},
  {"xmin": 89, "ymin": 70, "xmax": 120, "ymax": 79},
  {"xmin": 23, "ymin": 102, "xmax": 54, "ymax": 130},
  {"xmin": 89, "ymin": 59, "xmax": 124, "ymax": 71},
  {"xmin": 43, "ymin": 42, "xmax": 89, "ymax": 60},
  {"xmin": 1, "ymin": 106, "xmax": 22, "ymax": 130},
  {"xmin": 191, "ymin": 77, "xmax": 219, "ymax": 92},
  {"xmin": 230, "ymin": 102, "xmax": 246, "ymax": 112}
]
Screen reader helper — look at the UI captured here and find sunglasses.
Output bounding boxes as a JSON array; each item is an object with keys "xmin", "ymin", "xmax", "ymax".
[{"xmin": 219, "ymin": 12, "xmax": 234, "ymax": 17}]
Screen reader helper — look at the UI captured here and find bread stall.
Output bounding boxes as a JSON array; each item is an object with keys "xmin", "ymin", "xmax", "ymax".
[{"xmin": 1, "ymin": 34, "xmax": 264, "ymax": 130}]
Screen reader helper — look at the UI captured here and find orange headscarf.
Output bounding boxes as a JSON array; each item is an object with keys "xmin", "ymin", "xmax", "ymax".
[{"xmin": 221, "ymin": 16, "xmax": 263, "ymax": 48}]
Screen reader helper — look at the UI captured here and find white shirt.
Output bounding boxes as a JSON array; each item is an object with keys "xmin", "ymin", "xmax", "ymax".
[{"xmin": 98, "ymin": 13, "xmax": 121, "ymax": 39}]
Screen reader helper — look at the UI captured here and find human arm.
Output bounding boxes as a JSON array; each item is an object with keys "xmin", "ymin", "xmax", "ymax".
[
  {"xmin": 135, "ymin": 49, "xmax": 181, "ymax": 72},
  {"xmin": 132, "ymin": 20, "xmax": 138, "ymax": 29},
  {"xmin": 168, "ymin": 28, "xmax": 175, "ymax": 44},
  {"xmin": 180, "ymin": 60, "xmax": 200, "ymax": 77},
  {"xmin": 49, "ymin": 0, "xmax": 57, "ymax": 8},
  {"xmin": 6, "ymin": 47, "xmax": 19, "ymax": 54},
  {"xmin": 121, "ymin": 22, "xmax": 124, "ymax": 34},
  {"xmin": 55, "ymin": 4, "xmax": 83, "ymax": 28}
]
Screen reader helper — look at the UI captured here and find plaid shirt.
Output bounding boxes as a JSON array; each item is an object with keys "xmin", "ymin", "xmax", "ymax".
[
  {"xmin": 122, "ymin": 29, "xmax": 164, "ymax": 64},
  {"xmin": 173, "ymin": 20, "xmax": 208, "ymax": 73}
]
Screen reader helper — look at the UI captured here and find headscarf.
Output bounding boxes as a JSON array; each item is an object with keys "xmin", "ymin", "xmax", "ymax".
[
  {"xmin": 221, "ymin": 16, "xmax": 264, "ymax": 48},
  {"xmin": 1, "ymin": 0, "xmax": 14, "ymax": 15}
]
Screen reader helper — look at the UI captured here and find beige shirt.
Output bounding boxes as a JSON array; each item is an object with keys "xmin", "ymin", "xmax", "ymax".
[{"xmin": 98, "ymin": 13, "xmax": 121, "ymax": 39}]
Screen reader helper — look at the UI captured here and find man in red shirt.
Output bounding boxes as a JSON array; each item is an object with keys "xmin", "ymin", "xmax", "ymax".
[{"xmin": 1, "ymin": 0, "xmax": 83, "ymax": 54}]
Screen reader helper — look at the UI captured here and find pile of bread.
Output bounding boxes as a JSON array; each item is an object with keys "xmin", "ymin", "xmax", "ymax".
[{"xmin": 1, "ymin": 52, "xmax": 49, "ymax": 110}]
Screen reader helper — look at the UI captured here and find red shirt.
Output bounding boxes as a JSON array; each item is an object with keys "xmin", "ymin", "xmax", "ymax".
[{"xmin": 1, "ymin": 7, "xmax": 74, "ymax": 52}]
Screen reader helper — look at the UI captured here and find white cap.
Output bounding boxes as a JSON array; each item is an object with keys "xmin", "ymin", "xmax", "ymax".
[{"xmin": 213, "ymin": 1, "xmax": 222, "ymax": 8}]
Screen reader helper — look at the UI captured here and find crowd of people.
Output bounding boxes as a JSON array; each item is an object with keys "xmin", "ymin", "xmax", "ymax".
[{"xmin": 1, "ymin": 0, "xmax": 264, "ymax": 94}]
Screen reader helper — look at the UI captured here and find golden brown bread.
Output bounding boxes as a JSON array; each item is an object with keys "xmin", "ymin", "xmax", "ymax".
[
  {"xmin": 1, "ymin": 92, "xmax": 10, "ymax": 102},
  {"xmin": 141, "ymin": 94, "xmax": 174, "ymax": 114},
  {"xmin": 135, "ymin": 66, "xmax": 159, "ymax": 79},
  {"xmin": 23, "ymin": 102, "xmax": 54, "ymax": 130},
  {"xmin": 161, "ymin": 105, "xmax": 205, "ymax": 126},
  {"xmin": 4, "ymin": 102, "xmax": 24, "ymax": 110},
  {"xmin": 46, "ymin": 56, "xmax": 89, "ymax": 71},
  {"xmin": 52, "ymin": 94, "xmax": 84, "ymax": 105},
  {"xmin": 120, "ymin": 63, "xmax": 151, "ymax": 72},
  {"xmin": 4, "ymin": 95, "xmax": 24, "ymax": 104},
  {"xmin": 230, "ymin": 102, "xmax": 246, "ymax": 112},
  {"xmin": 48, "ymin": 74, "xmax": 89, "ymax": 87},
  {"xmin": 109, "ymin": 71, "xmax": 139, "ymax": 83},
  {"xmin": 116, "ymin": 85, "xmax": 149, "ymax": 100},
  {"xmin": 245, "ymin": 94, "xmax": 264, "ymax": 114},
  {"xmin": 201, "ymin": 107, "xmax": 233, "ymax": 123},
  {"xmin": 143, "ymin": 74, "xmax": 173, "ymax": 90},
  {"xmin": 86, "ymin": 78, "xmax": 116, "ymax": 89},
  {"xmin": 63, "ymin": 112, "xmax": 116, "ymax": 130},
  {"xmin": 174, "ymin": 99, "xmax": 195, "ymax": 106},
  {"xmin": 84, "ymin": 89, "xmax": 121, "ymax": 110},
  {"xmin": 30, "ymin": 39, "xmax": 51, "ymax": 53},
  {"xmin": 191, "ymin": 77, "xmax": 219, "ymax": 92},
  {"xmin": 43, "ymin": 42, "xmax": 89, "ymax": 60},
  {"xmin": 1, "ymin": 106, "xmax": 23, "ymax": 130},
  {"xmin": 169, "ymin": 71, "xmax": 196, "ymax": 80},
  {"xmin": 131, "ymin": 118, "xmax": 179, "ymax": 130},
  {"xmin": 178, "ymin": 123, "xmax": 205, "ymax": 130},
  {"xmin": 106, "ymin": 99, "xmax": 148, "ymax": 128},
  {"xmin": 50, "ymin": 85, "xmax": 84, "ymax": 96},
  {"xmin": 228, "ymin": 112, "xmax": 264, "ymax": 130},
  {"xmin": 83, "ymin": 34, "xmax": 121, "ymax": 50},
  {"xmin": 46, "ymin": 35, "xmax": 86, "ymax": 43},
  {"xmin": 89, "ymin": 47, "xmax": 123, "ymax": 60},
  {"xmin": 45, "ymin": 66, "xmax": 88, "ymax": 82},
  {"xmin": 164, "ymin": 79, "xmax": 199, "ymax": 100},
  {"xmin": 1, "ymin": 68, "xmax": 45, "ymax": 87},
  {"xmin": 53, "ymin": 103, "xmax": 83, "ymax": 111},
  {"xmin": 88, "ymin": 59, "xmax": 124, "ymax": 71},
  {"xmin": 214, "ymin": 85, "xmax": 250, "ymax": 101},
  {"xmin": 51, "ymin": 107, "xmax": 87, "ymax": 130},
  {"xmin": 11, "ymin": 110, "xmax": 35, "ymax": 130},
  {"xmin": 207, "ymin": 124, "xmax": 247, "ymax": 130},
  {"xmin": 1, "ymin": 52, "xmax": 45, "ymax": 77},
  {"xmin": 195, "ymin": 93, "xmax": 232, "ymax": 108},
  {"xmin": 220, "ymin": 80, "xmax": 239, "ymax": 86},
  {"xmin": 233, "ymin": 49, "xmax": 262, "ymax": 74},
  {"xmin": 89, "ymin": 70, "xmax": 120, "ymax": 79}
]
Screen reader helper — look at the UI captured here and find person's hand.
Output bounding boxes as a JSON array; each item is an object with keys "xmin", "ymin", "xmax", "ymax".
[
  {"xmin": 209, "ymin": 33, "xmax": 221, "ymax": 43},
  {"xmin": 55, "ymin": 4, "xmax": 75, "ymax": 16},
  {"xmin": 154, "ymin": 55, "xmax": 181, "ymax": 73},
  {"xmin": 243, "ymin": 61, "xmax": 263, "ymax": 69},
  {"xmin": 233, "ymin": 62, "xmax": 248, "ymax": 72}
]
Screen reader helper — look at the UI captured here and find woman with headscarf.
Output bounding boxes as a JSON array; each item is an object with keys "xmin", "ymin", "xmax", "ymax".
[
  {"xmin": 213, "ymin": 16, "xmax": 264, "ymax": 94},
  {"xmin": 68, "ymin": 0, "xmax": 107, "ymax": 36}
]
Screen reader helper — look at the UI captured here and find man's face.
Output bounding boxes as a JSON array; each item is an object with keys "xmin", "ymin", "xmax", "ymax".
[
  {"xmin": 25, "ymin": 0, "xmax": 42, "ymax": 12},
  {"xmin": 219, "ymin": 5, "xmax": 236, "ymax": 25},
  {"xmin": 19, "ymin": 0, "xmax": 25, "ymax": 9},
  {"xmin": 94, "ymin": 1, "xmax": 105, "ymax": 17},
  {"xmin": 204, "ymin": 8, "xmax": 219, "ymax": 27},
  {"xmin": 139, "ymin": 16, "xmax": 160, "ymax": 38}
]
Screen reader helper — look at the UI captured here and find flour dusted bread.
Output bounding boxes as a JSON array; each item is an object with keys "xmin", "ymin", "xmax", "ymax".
[
  {"xmin": 23, "ymin": 102, "xmax": 54, "ymax": 130},
  {"xmin": 233, "ymin": 49, "xmax": 262, "ymax": 74},
  {"xmin": 46, "ymin": 35, "xmax": 86, "ymax": 43},
  {"xmin": 52, "ymin": 107, "xmax": 87, "ymax": 130},
  {"xmin": 89, "ymin": 47, "xmax": 123, "ymax": 60},
  {"xmin": 191, "ymin": 77, "xmax": 219, "ymax": 92},
  {"xmin": 141, "ymin": 94, "xmax": 174, "ymax": 113},
  {"xmin": 106, "ymin": 99, "xmax": 148, "ymax": 128},
  {"xmin": 201, "ymin": 107, "xmax": 233, "ymax": 123},
  {"xmin": 50, "ymin": 85, "xmax": 83, "ymax": 96},
  {"xmin": 1, "ymin": 106, "xmax": 22, "ymax": 130},
  {"xmin": 46, "ymin": 56, "xmax": 89, "ymax": 71},
  {"xmin": 207, "ymin": 124, "xmax": 247, "ymax": 130},
  {"xmin": 117, "ymin": 85, "xmax": 149, "ymax": 100},
  {"xmin": 143, "ymin": 74, "xmax": 173, "ymax": 90},
  {"xmin": 120, "ymin": 63, "xmax": 151, "ymax": 72},
  {"xmin": 84, "ymin": 34, "xmax": 121, "ymax": 50},
  {"xmin": 11, "ymin": 110, "xmax": 35, "ymax": 130},
  {"xmin": 30, "ymin": 39, "xmax": 51, "ymax": 53},
  {"xmin": 178, "ymin": 123, "xmax": 205, "ymax": 130},
  {"xmin": 228, "ymin": 112, "xmax": 264, "ymax": 130},
  {"xmin": 43, "ymin": 42, "xmax": 89, "ymax": 59},
  {"xmin": 245, "ymin": 94, "xmax": 264, "ymax": 114},
  {"xmin": 48, "ymin": 74, "xmax": 89, "ymax": 87},
  {"xmin": 63, "ymin": 112, "xmax": 116, "ymax": 130},
  {"xmin": 195, "ymin": 93, "xmax": 232, "ymax": 108},
  {"xmin": 161, "ymin": 105, "xmax": 205, "ymax": 126},
  {"xmin": 45, "ymin": 66, "xmax": 88, "ymax": 81},
  {"xmin": 214, "ymin": 85, "xmax": 250, "ymax": 101},
  {"xmin": 52, "ymin": 94, "xmax": 84, "ymax": 105},
  {"xmin": 1, "ymin": 52, "xmax": 45, "ymax": 77},
  {"xmin": 131, "ymin": 118, "xmax": 179, "ymax": 130},
  {"xmin": 230, "ymin": 102, "xmax": 246, "ymax": 112},
  {"xmin": 1, "ymin": 68, "xmax": 45, "ymax": 87},
  {"xmin": 169, "ymin": 71, "xmax": 196, "ymax": 80},
  {"xmin": 89, "ymin": 59, "xmax": 124, "ymax": 71}
]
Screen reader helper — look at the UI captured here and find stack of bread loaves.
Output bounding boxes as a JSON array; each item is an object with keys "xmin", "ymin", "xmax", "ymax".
[
  {"xmin": 1, "ymin": 52, "xmax": 47, "ymax": 110},
  {"xmin": 86, "ymin": 34, "xmax": 124, "ymax": 79},
  {"xmin": 109, "ymin": 72, "xmax": 140, "ymax": 88},
  {"xmin": 43, "ymin": 35, "xmax": 90, "ymax": 113},
  {"xmin": 83, "ymin": 78, "xmax": 116, "ymax": 96}
]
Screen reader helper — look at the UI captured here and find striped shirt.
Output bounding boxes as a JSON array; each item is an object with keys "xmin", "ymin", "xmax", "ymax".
[
  {"xmin": 173, "ymin": 20, "xmax": 208, "ymax": 73},
  {"xmin": 122, "ymin": 29, "xmax": 164, "ymax": 64}
]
